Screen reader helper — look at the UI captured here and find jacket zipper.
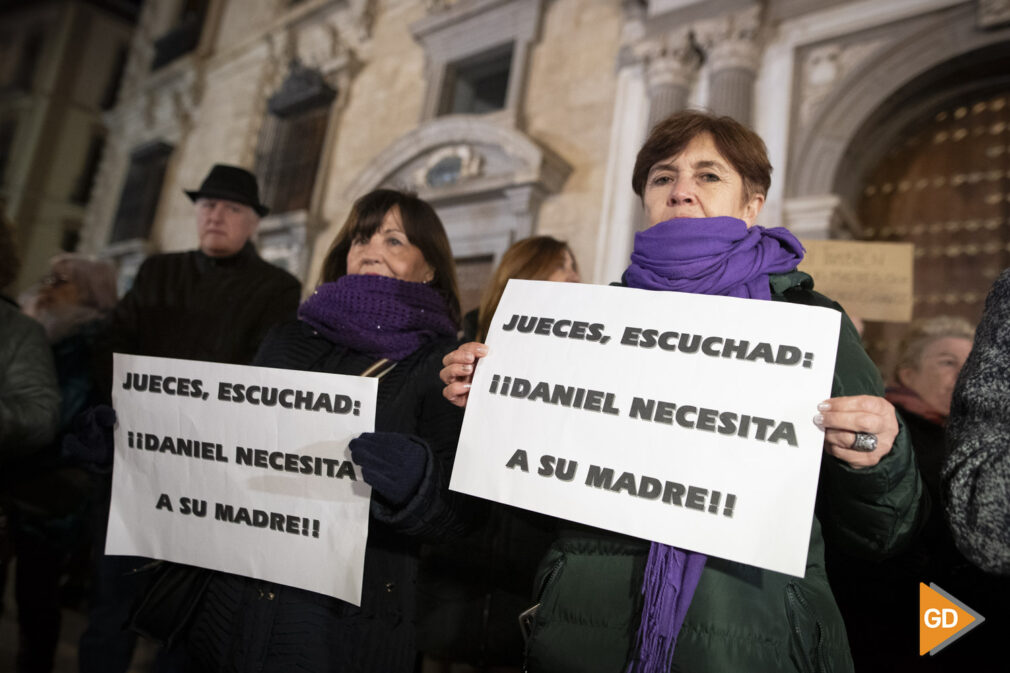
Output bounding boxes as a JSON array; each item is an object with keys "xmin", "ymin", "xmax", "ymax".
[{"xmin": 785, "ymin": 584, "xmax": 827, "ymax": 673}]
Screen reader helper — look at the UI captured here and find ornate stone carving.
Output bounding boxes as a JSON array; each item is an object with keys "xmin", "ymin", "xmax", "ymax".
[
  {"xmin": 978, "ymin": 0, "xmax": 1010, "ymax": 29},
  {"xmin": 264, "ymin": 29, "xmax": 296, "ymax": 90},
  {"xmin": 620, "ymin": 0, "xmax": 647, "ymax": 47},
  {"xmin": 346, "ymin": 0, "xmax": 377, "ymax": 43},
  {"xmin": 694, "ymin": 5, "xmax": 762, "ymax": 73},
  {"xmin": 238, "ymin": 31, "xmax": 294, "ymax": 167},
  {"xmin": 345, "ymin": 116, "xmax": 570, "ymax": 202},
  {"xmin": 633, "ymin": 29, "xmax": 700, "ymax": 94},
  {"xmin": 798, "ymin": 39, "xmax": 885, "ymax": 128},
  {"xmin": 118, "ymin": 2, "xmax": 160, "ymax": 103},
  {"xmin": 412, "ymin": 145, "xmax": 484, "ymax": 190},
  {"xmin": 297, "ymin": 20, "xmax": 342, "ymax": 69},
  {"xmin": 286, "ymin": 5, "xmax": 360, "ymax": 79},
  {"xmin": 140, "ymin": 65, "xmax": 203, "ymax": 133}
]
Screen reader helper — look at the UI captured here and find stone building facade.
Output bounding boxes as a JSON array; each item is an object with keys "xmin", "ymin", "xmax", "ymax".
[
  {"xmin": 74, "ymin": 0, "xmax": 1010, "ymax": 334},
  {"xmin": 0, "ymin": 0, "xmax": 136, "ymax": 293}
]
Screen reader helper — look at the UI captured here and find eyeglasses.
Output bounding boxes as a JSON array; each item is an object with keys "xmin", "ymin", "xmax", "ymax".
[{"xmin": 40, "ymin": 273, "xmax": 71, "ymax": 288}]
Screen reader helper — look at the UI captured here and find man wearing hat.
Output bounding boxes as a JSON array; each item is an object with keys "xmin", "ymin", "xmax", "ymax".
[
  {"xmin": 80, "ymin": 164, "xmax": 300, "ymax": 673},
  {"xmin": 96, "ymin": 163, "xmax": 300, "ymax": 370}
]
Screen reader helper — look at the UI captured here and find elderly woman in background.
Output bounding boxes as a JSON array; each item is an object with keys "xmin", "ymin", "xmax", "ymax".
[
  {"xmin": 887, "ymin": 316, "xmax": 974, "ymax": 492},
  {"xmin": 183, "ymin": 189, "xmax": 479, "ymax": 673},
  {"xmin": 419, "ymin": 235, "xmax": 579, "ymax": 673},
  {"xmin": 442, "ymin": 110, "xmax": 923, "ymax": 673},
  {"xmin": 25, "ymin": 254, "xmax": 119, "ymax": 426}
]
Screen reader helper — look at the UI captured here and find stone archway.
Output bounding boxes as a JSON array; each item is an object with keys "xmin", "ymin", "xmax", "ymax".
[
  {"xmin": 784, "ymin": 3, "xmax": 1010, "ymax": 236},
  {"xmin": 785, "ymin": 4, "xmax": 1010, "ymax": 374}
]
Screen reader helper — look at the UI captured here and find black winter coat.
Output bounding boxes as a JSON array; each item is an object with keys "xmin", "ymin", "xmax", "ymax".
[
  {"xmin": 98, "ymin": 243, "xmax": 300, "ymax": 396},
  {"xmin": 186, "ymin": 320, "xmax": 478, "ymax": 673}
]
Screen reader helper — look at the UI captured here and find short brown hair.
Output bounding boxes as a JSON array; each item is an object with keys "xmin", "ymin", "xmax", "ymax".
[
  {"xmin": 894, "ymin": 315, "xmax": 975, "ymax": 381},
  {"xmin": 320, "ymin": 189, "xmax": 461, "ymax": 326},
  {"xmin": 477, "ymin": 236, "xmax": 574, "ymax": 342},
  {"xmin": 632, "ymin": 110, "xmax": 772, "ymax": 202}
]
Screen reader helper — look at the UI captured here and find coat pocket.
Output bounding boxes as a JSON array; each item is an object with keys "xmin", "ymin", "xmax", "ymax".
[
  {"xmin": 785, "ymin": 582, "xmax": 832, "ymax": 673},
  {"xmin": 522, "ymin": 552, "xmax": 567, "ymax": 665}
]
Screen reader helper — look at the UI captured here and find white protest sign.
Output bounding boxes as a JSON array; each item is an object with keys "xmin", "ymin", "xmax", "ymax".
[
  {"xmin": 108, "ymin": 354, "xmax": 376, "ymax": 604},
  {"xmin": 450, "ymin": 280, "xmax": 841, "ymax": 577}
]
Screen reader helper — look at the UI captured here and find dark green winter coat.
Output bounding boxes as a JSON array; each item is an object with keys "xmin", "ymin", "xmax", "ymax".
[
  {"xmin": 0, "ymin": 296, "xmax": 59, "ymax": 461},
  {"xmin": 524, "ymin": 271, "xmax": 925, "ymax": 673}
]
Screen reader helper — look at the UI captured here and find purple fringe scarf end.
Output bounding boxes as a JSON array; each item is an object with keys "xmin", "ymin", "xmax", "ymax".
[{"xmin": 627, "ymin": 545, "xmax": 707, "ymax": 673}]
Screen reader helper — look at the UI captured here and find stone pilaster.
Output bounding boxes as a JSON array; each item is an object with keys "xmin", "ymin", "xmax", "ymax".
[
  {"xmin": 634, "ymin": 28, "xmax": 700, "ymax": 128},
  {"xmin": 695, "ymin": 6, "xmax": 762, "ymax": 125}
]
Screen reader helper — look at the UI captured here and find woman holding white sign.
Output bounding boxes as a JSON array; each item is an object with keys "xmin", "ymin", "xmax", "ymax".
[
  {"xmin": 441, "ymin": 111, "xmax": 923, "ymax": 673},
  {"xmin": 184, "ymin": 190, "xmax": 480, "ymax": 673}
]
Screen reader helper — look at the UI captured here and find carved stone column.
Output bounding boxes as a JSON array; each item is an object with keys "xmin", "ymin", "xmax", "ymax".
[
  {"xmin": 696, "ymin": 6, "xmax": 761, "ymax": 125},
  {"xmin": 782, "ymin": 193, "xmax": 860, "ymax": 240},
  {"xmin": 635, "ymin": 29, "xmax": 700, "ymax": 129}
]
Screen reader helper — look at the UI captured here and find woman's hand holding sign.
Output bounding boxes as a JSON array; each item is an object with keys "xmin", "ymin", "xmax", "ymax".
[
  {"xmin": 814, "ymin": 395, "xmax": 899, "ymax": 469},
  {"xmin": 441, "ymin": 342, "xmax": 487, "ymax": 407}
]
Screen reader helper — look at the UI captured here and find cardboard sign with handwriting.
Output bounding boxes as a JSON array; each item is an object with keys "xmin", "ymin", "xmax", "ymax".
[{"xmin": 798, "ymin": 240, "xmax": 914, "ymax": 322}]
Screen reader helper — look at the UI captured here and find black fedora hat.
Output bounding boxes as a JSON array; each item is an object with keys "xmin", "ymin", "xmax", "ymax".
[{"xmin": 184, "ymin": 164, "xmax": 269, "ymax": 216}]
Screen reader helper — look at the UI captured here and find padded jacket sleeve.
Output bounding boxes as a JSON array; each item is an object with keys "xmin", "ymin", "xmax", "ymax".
[
  {"xmin": 797, "ymin": 297, "xmax": 926, "ymax": 560},
  {"xmin": 371, "ymin": 346, "xmax": 486, "ymax": 541},
  {"xmin": 0, "ymin": 308, "xmax": 60, "ymax": 461}
]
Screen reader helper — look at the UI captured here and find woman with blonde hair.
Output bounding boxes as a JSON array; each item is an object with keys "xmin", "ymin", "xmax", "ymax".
[{"xmin": 470, "ymin": 236, "xmax": 580, "ymax": 342}]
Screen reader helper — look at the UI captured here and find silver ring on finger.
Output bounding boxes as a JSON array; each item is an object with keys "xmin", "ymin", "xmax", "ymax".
[{"xmin": 851, "ymin": 431, "xmax": 878, "ymax": 452}]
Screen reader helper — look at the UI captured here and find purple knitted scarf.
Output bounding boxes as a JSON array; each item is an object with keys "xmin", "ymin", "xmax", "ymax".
[
  {"xmin": 624, "ymin": 216, "xmax": 804, "ymax": 673},
  {"xmin": 298, "ymin": 274, "xmax": 457, "ymax": 361},
  {"xmin": 624, "ymin": 216, "xmax": 805, "ymax": 300}
]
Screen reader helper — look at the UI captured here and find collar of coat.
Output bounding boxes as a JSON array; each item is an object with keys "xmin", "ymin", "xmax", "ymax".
[{"xmin": 194, "ymin": 240, "xmax": 258, "ymax": 273}]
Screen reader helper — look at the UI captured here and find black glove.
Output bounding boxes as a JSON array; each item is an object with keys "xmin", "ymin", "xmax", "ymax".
[
  {"xmin": 62, "ymin": 404, "xmax": 117, "ymax": 470},
  {"xmin": 349, "ymin": 432, "xmax": 429, "ymax": 506}
]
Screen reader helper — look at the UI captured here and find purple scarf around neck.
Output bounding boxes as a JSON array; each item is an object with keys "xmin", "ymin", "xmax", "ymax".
[
  {"xmin": 624, "ymin": 216, "xmax": 804, "ymax": 673},
  {"xmin": 624, "ymin": 216, "xmax": 805, "ymax": 300},
  {"xmin": 298, "ymin": 274, "xmax": 457, "ymax": 361}
]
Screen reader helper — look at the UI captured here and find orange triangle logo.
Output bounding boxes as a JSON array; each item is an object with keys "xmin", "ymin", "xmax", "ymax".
[{"xmin": 919, "ymin": 582, "xmax": 985, "ymax": 655}]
